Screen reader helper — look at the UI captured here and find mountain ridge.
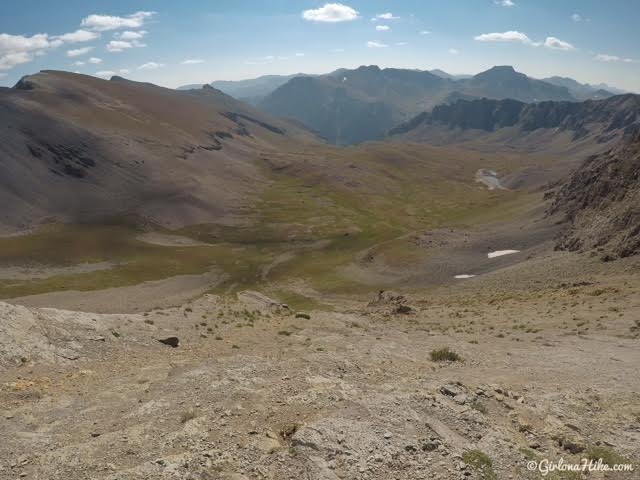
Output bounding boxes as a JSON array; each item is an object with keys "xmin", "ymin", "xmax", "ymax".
[
  {"xmin": 389, "ymin": 94, "xmax": 640, "ymax": 142},
  {"xmin": 258, "ymin": 65, "xmax": 577, "ymax": 145}
]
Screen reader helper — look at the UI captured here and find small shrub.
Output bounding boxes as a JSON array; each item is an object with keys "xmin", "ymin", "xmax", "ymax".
[
  {"xmin": 430, "ymin": 347, "xmax": 462, "ymax": 362},
  {"xmin": 470, "ymin": 400, "xmax": 487, "ymax": 414},
  {"xmin": 295, "ymin": 313, "xmax": 311, "ymax": 320},
  {"xmin": 585, "ymin": 445, "xmax": 628, "ymax": 467},
  {"xmin": 463, "ymin": 450, "xmax": 497, "ymax": 480}
]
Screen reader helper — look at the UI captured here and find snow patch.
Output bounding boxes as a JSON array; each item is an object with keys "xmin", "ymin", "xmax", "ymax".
[{"xmin": 488, "ymin": 250, "xmax": 520, "ymax": 258}]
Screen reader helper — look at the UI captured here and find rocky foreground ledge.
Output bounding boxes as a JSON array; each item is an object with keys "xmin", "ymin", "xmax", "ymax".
[{"xmin": 0, "ymin": 283, "xmax": 638, "ymax": 479}]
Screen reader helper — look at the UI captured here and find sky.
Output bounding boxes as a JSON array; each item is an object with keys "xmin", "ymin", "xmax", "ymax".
[{"xmin": 1, "ymin": 0, "xmax": 639, "ymax": 92}]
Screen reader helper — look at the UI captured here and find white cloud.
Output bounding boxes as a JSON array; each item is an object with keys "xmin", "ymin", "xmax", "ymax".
[
  {"xmin": 366, "ymin": 41, "xmax": 388, "ymax": 48},
  {"xmin": 81, "ymin": 11, "xmax": 155, "ymax": 32},
  {"xmin": 106, "ymin": 38, "xmax": 145, "ymax": 53},
  {"xmin": 449, "ymin": 48, "xmax": 460, "ymax": 55},
  {"xmin": 376, "ymin": 25, "xmax": 390, "ymax": 32},
  {"xmin": 67, "ymin": 46, "xmax": 93, "ymax": 57},
  {"xmin": 95, "ymin": 70, "xmax": 116, "ymax": 78},
  {"xmin": 244, "ymin": 55, "xmax": 279, "ymax": 65},
  {"xmin": 331, "ymin": 48, "xmax": 345, "ymax": 53},
  {"xmin": 138, "ymin": 61, "xmax": 165, "ymax": 70},
  {"xmin": 0, "ymin": 33, "xmax": 54, "ymax": 70},
  {"xmin": 572, "ymin": 13, "xmax": 591, "ymax": 22},
  {"xmin": 544, "ymin": 36, "xmax": 575, "ymax": 50},
  {"xmin": 474, "ymin": 30, "xmax": 533, "ymax": 44},
  {"xmin": 419, "ymin": 30, "xmax": 431, "ymax": 35},
  {"xmin": 88, "ymin": 57, "xmax": 102, "ymax": 64},
  {"xmin": 55, "ymin": 29, "xmax": 100, "ymax": 43},
  {"xmin": 181, "ymin": 59, "xmax": 204, "ymax": 65},
  {"xmin": 119, "ymin": 69, "xmax": 130, "ymax": 74},
  {"xmin": 0, "ymin": 33, "xmax": 51, "ymax": 54},
  {"xmin": 0, "ymin": 51, "xmax": 33, "ymax": 70},
  {"xmin": 0, "ymin": 14, "xmax": 152, "ymax": 72},
  {"xmin": 475, "ymin": 31, "xmax": 575, "ymax": 51},
  {"xmin": 372, "ymin": 12, "xmax": 399, "ymax": 21},
  {"xmin": 396, "ymin": 42, "xmax": 408, "ymax": 46},
  {"xmin": 302, "ymin": 3, "xmax": 359, "ymax": 23},
  {"xmin": 115, "ymin": 30, "xmax": 147, "ymax": 40},
  {"xmin": 73, "ymin": 61, "xmax": 85, "ymax": 66},
  {"xmin": 106, "ymin": 40, "xmax": 133, "ymax": 52},
  {"xmin": 295, "ymin": 52, "xmax": 305, "ymax": 57},
  {"xmin": 595, "ymin": 53, "xmax": 634, "ymax": 63},
  {"xmin": 496, "ymin": 0, "xmax": 515, "ymax": 6}
]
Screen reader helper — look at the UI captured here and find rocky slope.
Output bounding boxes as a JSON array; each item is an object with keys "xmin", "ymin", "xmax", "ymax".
[
  {"xmin": 1, "ymin": 257, "xmax": 639, "ymax": 479},
  {"xmin": 550, "ymin": 129, "xmax": 640, "ymax": 258}
]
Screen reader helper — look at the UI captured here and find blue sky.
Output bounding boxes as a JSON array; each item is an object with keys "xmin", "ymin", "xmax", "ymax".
[{"xmin": 1, "ymin": 0, "xmax": 639, "ymax": 91}]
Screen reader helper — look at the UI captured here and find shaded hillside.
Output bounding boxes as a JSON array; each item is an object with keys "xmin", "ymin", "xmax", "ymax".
[
  {"xmin": 260, "ymin": 74, "xmax": 397, "ymax": 145},
  {"xmin": 390, "ymin": 94, "xmax": 640, "ymax": 143},
  {"xmin": 550, "ymin": 130, "xmax": 640, "ymax": 258},
  {"xmin": 259, "ymin": 65, "xmax": 577, "ymax": 145},
  {"xmin": 0, "ymin": 71, "xmax": 317, "ymax": 232}
]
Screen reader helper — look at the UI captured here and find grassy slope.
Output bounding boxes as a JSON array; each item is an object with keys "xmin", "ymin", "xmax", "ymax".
[{"xmin": 0, "ymin": 142, "xmax": 536, "ymax": 304}]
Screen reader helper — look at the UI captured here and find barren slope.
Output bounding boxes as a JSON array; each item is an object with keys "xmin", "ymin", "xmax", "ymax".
[{"xmin": 0, "ymin": 71, "xmax": 317, "ymax": 232}]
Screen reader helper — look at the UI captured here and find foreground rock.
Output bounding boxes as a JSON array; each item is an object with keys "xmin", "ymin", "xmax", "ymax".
[{"xmin": 0, "ymin": 276, "xmax": 638, "ymax": 479}]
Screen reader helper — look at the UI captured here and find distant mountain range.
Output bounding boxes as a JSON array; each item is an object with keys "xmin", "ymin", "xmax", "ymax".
[
  {"xmin": 178, "ymin": 74, "xmax": 308, "ymax": 104},
  {"xmin": 180, "ymin": 66, "xmax": 627, "ymax": 145},
  {"xmin": 259, "ymin": 65, "xmax": 600, "ymax": 145},
  {"xmin": 542, "ymin": 76, "xmax": 625, "ymax": 100},
  {"xmin": 428, "ymin": 69, "xmax": 472, "ymax": 80}
]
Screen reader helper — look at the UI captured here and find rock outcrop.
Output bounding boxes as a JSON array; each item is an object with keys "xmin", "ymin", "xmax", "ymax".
[{"xmin": 549, "ymin": 130, "xmax": 640, "ymax": 258}]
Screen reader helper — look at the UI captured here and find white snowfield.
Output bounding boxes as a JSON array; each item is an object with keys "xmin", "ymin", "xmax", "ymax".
[{"xmin": 488, "ymin": 250, "xmax": 520, "ymax": 259}]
